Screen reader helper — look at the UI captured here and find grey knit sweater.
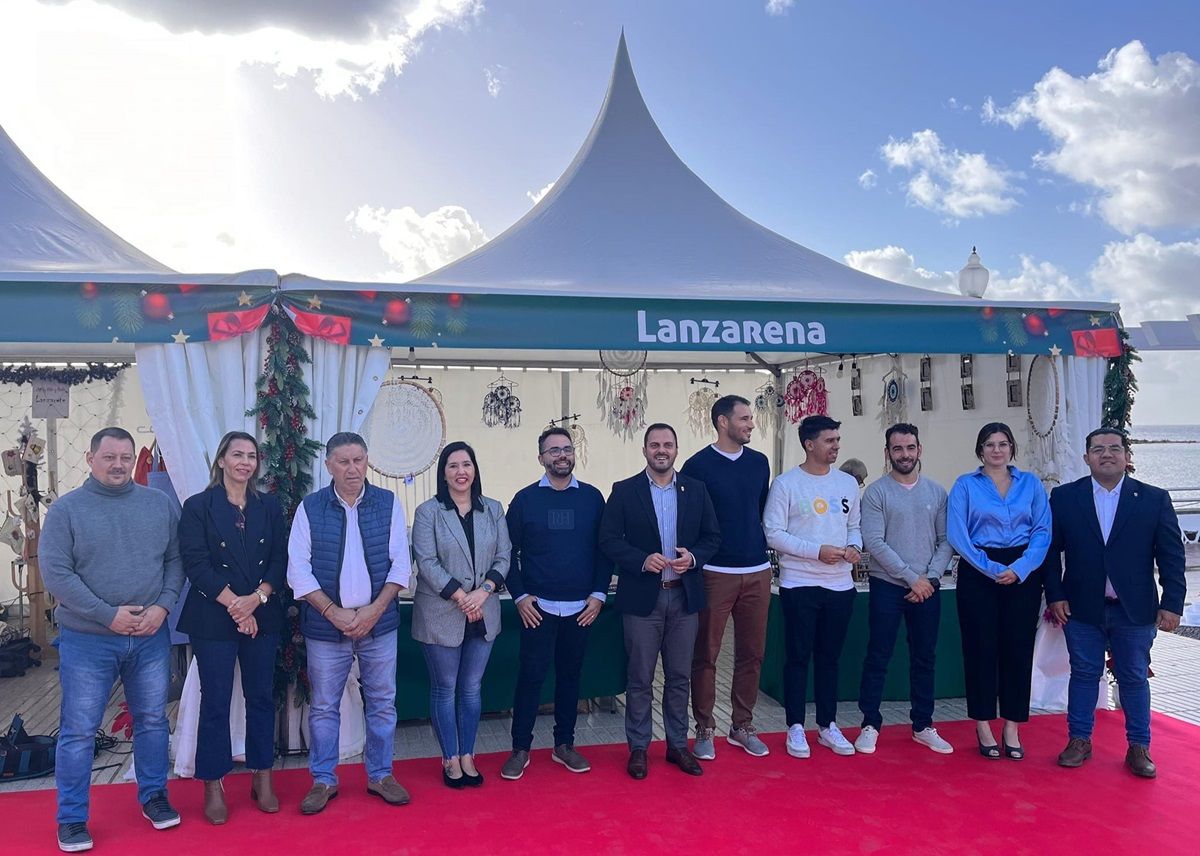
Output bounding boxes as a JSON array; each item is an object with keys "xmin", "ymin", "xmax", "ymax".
[
  {"xmin": 860, "ymin": 474, "xmax": 953, "ymax": 587},
  {"xmin": 40, "ymin": 476, "xmax": 183, "ymax": 635}
]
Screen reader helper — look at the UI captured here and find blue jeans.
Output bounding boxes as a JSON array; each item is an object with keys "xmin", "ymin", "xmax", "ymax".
[
  {"xmin": 305, "ymin": 629, "xmax": 398, "ymax": 786},
  {"xmin": 1064, "ymin": 604, "xmax": 1157, "ymax": 746},
  {"xmin": 191, "ymin": 633, "xmax": 279, "ymax": 779},
  {"xmin": 420, "ymin": 637, "xmax": 494, "ymax": 759},
  {"xmin": 55, "ymin": 625, "xmax": 170, "ymax": 824},
  {"xmin": 858, "ymin": 577, "xmax": 941, "ymax": 732}
]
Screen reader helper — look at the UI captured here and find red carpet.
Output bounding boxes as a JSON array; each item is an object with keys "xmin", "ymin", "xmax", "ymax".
[{"xmin": 3, "ymin": 712, "xmax": 1196, "ymax": 855}]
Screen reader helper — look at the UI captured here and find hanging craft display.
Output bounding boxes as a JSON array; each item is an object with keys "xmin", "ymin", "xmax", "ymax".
[
  {"xmin": 360, "ymin": 380, "xmax": 447, "ymax": 479},
  {"xmin": 568, "ymin": 420, "xmax": 589, "ymax": 468},
  {"xmin": 481, "ymin": 373, "xmax": 522, "ymax": 429},
  {"xmin": 878, "ymin": 355, "xmax": 908, "ymax": 427},
  {"xmin": 686, "ymin": 385, "xmax": 720, "ymax": 437},
  {"xmin": 597, "ymin": 351, "xmax": 648, "ymax": 441},
  {"xmin": 1026, "ymin": 355, "xmax": 1074, "ymax": 487},
  {"xmin": 753, "ymin": 379, "xmax": 784, "ymax": 433},
  {"xmin": 1, "ymin": 509, "xmax": 23, "ymax": 555},
  {"xmin": 783, "ymin": 368, "xmax": 828, "ymax": 424}
]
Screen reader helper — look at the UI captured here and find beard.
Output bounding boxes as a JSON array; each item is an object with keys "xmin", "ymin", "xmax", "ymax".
[
  {"xmin": 890, "ymin": 458, "xmax": 918, "ymax": 474},
  {"xmin": 647, "ymin": 456, "xmax": 675, "ymax": 473},
  {"xmin": 549, "ymin": 458, "xmax": 575, "ymax": 477}
]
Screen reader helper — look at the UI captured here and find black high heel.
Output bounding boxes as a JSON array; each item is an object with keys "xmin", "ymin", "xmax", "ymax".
[
  {"xmin": 977, "ymin": 736, "xmax": 1001, "ymax": 759},
  {"xmin": 1003, "ymin": 742, "xmax": 1024, "ymax": 761},
  {"xmin": 443, "ymin": 768, "xmax": 467, "ymax": 789},
  {"xmin": 461, "ymin": 769, "xmax": 484, "ymax": 787}
]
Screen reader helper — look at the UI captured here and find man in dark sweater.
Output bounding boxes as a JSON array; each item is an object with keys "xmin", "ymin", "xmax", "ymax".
[
  {"xmin": 40, "ymin": 427, "xmax": 185, "ymax": 853},
  {"xmin": 501, "ymin": 426, "xmax": 610, "ymax": 780},
  {"xmin": 681, "ymin": 395, "xmax": 774, "ymax": 760}
]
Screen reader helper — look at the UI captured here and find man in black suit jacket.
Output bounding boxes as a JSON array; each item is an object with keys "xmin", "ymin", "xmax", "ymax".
[
  {"xmin": 600, "ymin": 423, "xmax": 720, "ymax": 779},
  {"xmin": 1044, "ymin": 427, "xmax": 1186, "ymax": 778}
]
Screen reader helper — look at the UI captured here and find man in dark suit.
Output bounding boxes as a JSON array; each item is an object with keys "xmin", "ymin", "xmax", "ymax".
[
  {"xmin": 1044, "ymin": 427, "xmax": 1186, "ymax": 778},
  {"xmin": 600, "ymin": 423, "xmax": 721, "ymax": 779}
]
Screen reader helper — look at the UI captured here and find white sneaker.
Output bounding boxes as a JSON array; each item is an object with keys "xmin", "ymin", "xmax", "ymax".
[
  {"xmin": 786, "ymin": 724, "xmax": 810, "ymax": 758},
  {"xmin": 854, "ymin": 725, "xmax": 879, "ymax": 754},
  {"xmin": 818, "ymin": 723, "xmax": 855, "ymax": 756},
  {"xmin": 912, "ymin": 727, "xmax": 954, "ymax": 754}
]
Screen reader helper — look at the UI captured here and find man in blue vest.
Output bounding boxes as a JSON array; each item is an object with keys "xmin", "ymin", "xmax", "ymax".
[{"xmin": 288, "ymin": 432, "xmax": 413, "ymax": 814}]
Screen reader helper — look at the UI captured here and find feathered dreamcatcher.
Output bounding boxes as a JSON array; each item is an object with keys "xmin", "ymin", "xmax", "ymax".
[
  {"xmin": 784, "ymin": 368, "xmax": 828, "ymax": 424},
  {"xmin": 482, "ymin": 373, "xmax": 522, "ymax": 429},
  {"xmin": 879, "ymin": 355, "xmax": 908, "ymax": 427},
  {"xmin": 754, "ymin": 378, "xmax": 784, "ymax": 434},
  {"xmin": 597, "ymin": 351, "xmax": 648, "ymax": 441},
  {"xmin": 686, "ymin": 383, "xmax": 720, "ymax": 436}
]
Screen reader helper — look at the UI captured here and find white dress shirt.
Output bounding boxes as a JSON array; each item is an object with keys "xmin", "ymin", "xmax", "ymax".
[
  {"xmin": 287, "ymin": 486, "xmax": 412, "ymax": 608},
  {"xmin": 1091, "ymin": 476, "xmax": 1123, "ymax": 599}
]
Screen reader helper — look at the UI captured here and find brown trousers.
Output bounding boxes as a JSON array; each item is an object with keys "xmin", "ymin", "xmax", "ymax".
[{"xmin": 690, "ymin": 568, "xmax": 773, "ymax": 730}]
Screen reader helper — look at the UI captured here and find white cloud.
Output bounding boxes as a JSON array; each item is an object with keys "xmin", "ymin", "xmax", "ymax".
[
  {"xmin": 1089, "ymin": 233, "xmax": 1200, "ymax": 323},
  {"xmin": 348, "ymin": 204, "xmax": 488, "ymax": 280},
  {"xmin": 765, "ymin": 0, "xmax": 794, "ymax": 16},
  {"xmin": 857, "ymin": 169, "xmax": 877, "ymax": 190},
  {"xmin": 881, "ymin": 129, "xmax": 1020, "ymax": 219},
  {"xmin": 526, "ymin": 181, "xmax": 554, "ymax": 205},
  {"xmin": 484, "ymin": 66, "xmax": 502, "ymax": 97},
  {"xmin": 985, "ymin": 41, "xmax": 1200, "ymax": 234},
  {"xmin": 986, "ymin": 256, "xmax": 1089, "ymax": 303},
  {"xmin": 843, "ymin": 246, "xmax": 957, "ymax": 292}
]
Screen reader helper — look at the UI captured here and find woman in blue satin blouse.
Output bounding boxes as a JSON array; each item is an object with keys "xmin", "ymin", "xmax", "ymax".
[{"xmin": 947, "ymin": 422, "xmax": 1051, "ymax": 761}]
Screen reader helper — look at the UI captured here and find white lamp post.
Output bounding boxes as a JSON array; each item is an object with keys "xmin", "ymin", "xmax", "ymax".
[{"xmin": 958, "ymin": 246, "xmax": 990, "ymax": 298}]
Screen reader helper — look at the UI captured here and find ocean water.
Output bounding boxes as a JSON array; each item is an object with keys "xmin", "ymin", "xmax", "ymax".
[{"xmin": 1129, "ymin": 424, "xmax": 1200, "ymax": 489}]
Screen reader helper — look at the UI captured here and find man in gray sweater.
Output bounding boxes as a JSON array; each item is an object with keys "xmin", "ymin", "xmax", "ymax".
[
  {"xmin": 854, "ymin": 423, "xmax": 954, "ymax": 755},
  {"xmin": 40, "ymin": 427, "xmax": 185, "ymax": 853}
]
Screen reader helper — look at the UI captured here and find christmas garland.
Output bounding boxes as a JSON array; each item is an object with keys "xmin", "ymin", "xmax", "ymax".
[
  {"xmin": 1101, "ymin": 328, "xmax": 1139, "ymax": 431},
  {"xmin": 247, "ymin": 309, "xmax": 323, "ymax": 707},
  {"xmin": 0, "ymin": 362, "xmax": 129, "ymax": 387}
]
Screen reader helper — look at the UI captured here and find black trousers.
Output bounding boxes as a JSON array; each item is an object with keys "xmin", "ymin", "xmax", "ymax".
[
  {"xmin": 956, "ymin": 546, "xmax": 1043, "ymax": 722},
  {"xmin": 779, "ymin": 585, "xmax": 856, "ymax": 728},
  {"xmin": 510, "ymin": 606, "xmax": 590, "ymax": 751}
]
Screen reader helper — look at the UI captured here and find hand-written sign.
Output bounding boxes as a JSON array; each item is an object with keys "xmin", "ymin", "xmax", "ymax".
[{"xmin": 32, "ymin": 379, "xmax": 70, "ymax": 418}]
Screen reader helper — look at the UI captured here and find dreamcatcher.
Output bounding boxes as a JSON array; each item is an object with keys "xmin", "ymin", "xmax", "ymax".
[
  {"xmin": 482, "ymin": 373, "xmax": 522, "ymax": 429},
  {"xmin": 753, "ymin": 379, "xmax": 784, "ymax": 433},
  {"xmin": 360, "ymin": 380, "xmax": 447, "ymax": 480},
  {"xmin": 1026, "ymin": 355, "xmax": 1073, "ymax": 488},
  {"xmin": 597, "ymin": 351, "xmax": 648, "ymax": 441},
  {"xmin": 548, "ymin": 417, "xmax": 590, "ymax": 469},
  {"xmin": 783, "ymin": 368, "xmax": 828, "ymax": 424},
  {"xmin": 879, "ymin": 355, "xmax": 908, "ymax": 427},
  {"xmin": 686, "ymin": 384, "xmax": 720, "ymax": 437}
]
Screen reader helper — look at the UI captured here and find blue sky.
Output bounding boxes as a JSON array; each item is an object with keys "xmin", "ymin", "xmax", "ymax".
[{"xmin": 1, "ymin": 0, "xmax": 1197, "ymax": 421}]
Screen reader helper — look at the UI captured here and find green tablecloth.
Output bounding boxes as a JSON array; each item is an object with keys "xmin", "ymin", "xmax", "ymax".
[
  {"xmin": 395, "ymin": 598, "xmax": 627, "ymax": 720},
  {"xmin": 760, "ymin": 587, "xmax": 965, "ymax": 703}
]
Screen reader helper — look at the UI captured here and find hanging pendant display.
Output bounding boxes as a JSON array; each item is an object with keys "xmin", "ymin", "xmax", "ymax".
[
  {"xmin": 597, "ymin": 350, "xmax": 648, "ymax": 441},
  {"xmin": 686, "ymin": 385, "xmax": 720, "ymax": 436},
  {"xmin": 568, "ymin": 421, "xmax": 589, "ymax": 468},
  {"xmin": 783, "ymin": 368, "xmax": 828, "ymax": 424},
  {"xmin": 482, "ymin": 373, "xmax": 522, "ymax": 429},
  {"xmin": 879, "ymin": 355, "xmax": 908, "ymax": 426}
]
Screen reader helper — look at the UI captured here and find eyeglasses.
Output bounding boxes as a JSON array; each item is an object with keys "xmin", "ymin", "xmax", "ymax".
[
  {"xmin": 1088, "ymin": 445, "xmax": 1126, "ymax": 456},
  {"xmin": 541, "ymin": 446, "xmax": 574, "ymax": 458}
]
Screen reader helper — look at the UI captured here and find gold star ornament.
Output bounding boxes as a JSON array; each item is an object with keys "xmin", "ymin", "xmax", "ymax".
[
  {"xmin": 237, "ymin": 291, "xmax": 252, "ymax": 306},
  {"xmin": 367, "ymin": 334, "xmax": 386, "ymax": 348},
  {"xmin": 307, "ymin": 294, "xmax": 323, "ymax": 310},
  {"xmin": 172, "ymin": 330, "xmax": 190, "ymax": 344}
]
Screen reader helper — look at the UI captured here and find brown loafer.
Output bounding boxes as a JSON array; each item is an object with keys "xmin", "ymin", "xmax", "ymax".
[
  {"xmin": 627, "ymin": 749, "xmax": 648, "ymax": 780},
  {"xmin": 1126, "ymin": 744, "xmax": 1157, "ymax": 779},
  {"xmin": 251, "ymin": 770, "xmax": 279, "ymax": 813},
  {"xmin": 203, "ymin": 779, "xmax": 227, "ymax": 825},
  {"xmin": 665, "ymin": 745, "xmax": 703, "ymax": 776},
  {"xmin": 1057, "ymin": 737, "xmax": 1092, "ymax": 768},
  {"xmin": 300, "ymin": 782, "xmax": 338, "ymax": 815},
  {"xmin": 367, "ymin": 775, "xmax": 411, "ymax": 805}
]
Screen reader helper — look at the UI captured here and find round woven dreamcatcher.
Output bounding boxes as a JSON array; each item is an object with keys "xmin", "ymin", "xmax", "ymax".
[
  {"xmin": 597, "ymin": 350, "xmax": 648, "ymax": 441},
  {"xmin": 568, "ymin": 421, "xmax": 589, "ymax": 468},
  {"xmin": 1026, "ymin": 355, "xmax": 1072, "ymax": 486},
  {"xmin": 686, "ymin": 386, "xmax": 720, "ymax": 436},
  {"xmin": 754, "ymin": 379, "xmax": 784, "ymax": 433},
  {"xmin": 784, "ymin": 368, "xmax": 828, "ymax": 424},
  {"xmin": 878, "ymin": 355, "xmax": 908, "ymax": 427},
  {"xmin": 482, "ymin": 373, "xmax": 522, "ymax": 429},
  {"xmin": 360, "ymin": 380, "xmax": 446, "ymax": 479}
]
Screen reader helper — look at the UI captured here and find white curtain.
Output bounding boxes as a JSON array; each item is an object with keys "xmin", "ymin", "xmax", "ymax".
[
  {"xmin": 1060, "ymin": 356, "xmax": 1107, "ymax": 481},
  {"xmin": 135, "ymin": 334, "xmax": 264, "ymax": 501},
  {"xmin": 305, "ymin": 338, "xmax": 391, "ymax": 489}
]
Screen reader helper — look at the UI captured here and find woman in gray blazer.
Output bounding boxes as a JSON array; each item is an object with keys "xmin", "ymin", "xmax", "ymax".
[{"xmin": 411, "ymin": 441, "xmax": 510, "ymax": 788}]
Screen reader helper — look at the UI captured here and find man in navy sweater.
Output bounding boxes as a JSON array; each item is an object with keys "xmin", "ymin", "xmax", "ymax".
[
  {"xmin": 500, "ymin": 427, "xmax": 611, "ymax": 780},
  {"xmin": 681, "ymin": 395, "xmax": 774, "ymax": 760}
]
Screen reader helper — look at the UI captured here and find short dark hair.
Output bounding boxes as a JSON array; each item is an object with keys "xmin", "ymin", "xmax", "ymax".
[
  {"xmin": 974, "ymin": 422, "xmax": 1017, "ymax": 461},
  {"xmin": 326, "ymin": 431, "xmax": 367, "ymax": 458},
  {"xmin": 435, "ymin": 441, "xmax": 483, "ymax": 507},
  {"xmin": 1085, "ymin": 427, "xmax": 1130, "ymax": 451},
  {"xmin": 711, "ymin": 395, "xmax": 750, "ymax": 429},
  {"xmin": 798, "ymin": 414, "xmax": 841, "ymax": 448},
  {"xmin": 643, "ymin": 423, "xmax": 678, "ymax": 445},
  {"xmin": 538, "ymin": 426, "xmax": 571, "ymax": 453},
  {"xmin": 90, "ymin": 427, "xmax": 134, "ymax": 453},
  {"xmin": 885, "ymin": 423, "xmax": 920, "ymax": 446},
  {"xmin": 208, "ymin": 431, "xmax": 260, "ymax": 488}
]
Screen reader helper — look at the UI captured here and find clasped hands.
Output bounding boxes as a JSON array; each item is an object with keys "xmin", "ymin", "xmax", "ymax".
[
  {"xmin": 817, "ymin": 544, "xmax": 862, "ymax": 566},
  {"xmin": 451, "ymin": 587, "xmax": 490, "ymax": 624},
  {"xmin": 108, "ymin": 604, "xmax": 168, "ymax": 636},
  {"xmin": 643, "ymin": 547, "xmax": 695, "ymax": 574}
]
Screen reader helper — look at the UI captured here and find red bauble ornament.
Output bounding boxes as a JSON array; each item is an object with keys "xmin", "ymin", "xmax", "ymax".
[
  {"xmin": 448, "ymin": 293, "xmax": 463, "ymax": 309},
  {"xmin": 143, "ymin": 293, "xmax": 172, "ymax": 319},
  {"xmin": 80, "ymin": 282, "xmax": 99, "ymax": 300},
  {"xmin": 1047, "ymin": 307, "xmax": 1065, "ymax": 317},
  {"xmin": 178, "ymin": 283, "xmax": 200, "ymax": 294},
  {"xmin": 356, "ymin": 290, "xmax": 378, "ymax": 302},
  {"xmin": 980, "ymin": 306, "xmax": 995, "ymax": 320},
  {"xmin": 1023, "ymin": 313, "xmax": 1047, "ymax": 336},
  {"xmin": 384, "ymin": 298, "xmax": 410, "ymax": 325}
]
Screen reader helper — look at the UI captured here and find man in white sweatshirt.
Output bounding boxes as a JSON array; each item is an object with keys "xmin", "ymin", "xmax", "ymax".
[{"xmin": 764, "ymin": 414, "xmax": 862, "ymax": 758}]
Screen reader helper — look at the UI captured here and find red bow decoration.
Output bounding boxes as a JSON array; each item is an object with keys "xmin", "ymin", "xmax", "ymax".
[
  {"xmin": 1072, "ymin": 328, "xmax": 1121, "ymax": 358},
  {"xmin": 207, "ymin": 304, "xmax": 271, "ymax": 341},
  {"xmin": 287, "ymin": 306, "xmax": 352, "ymax": 345}
]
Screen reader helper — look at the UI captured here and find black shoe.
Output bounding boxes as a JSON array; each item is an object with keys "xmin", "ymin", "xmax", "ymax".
[
  {"xmin": 977, "ymin": 737, "xmax": 1001, "ymax": 759},
  {"xmin": 57, "ymin": 822, "xmax": 93, "ymax": 853},
  {"xmin": 627, "ymin": 748, "xmax": 648, "ymax": 780},
  {"xmin": 461, "ymin": 769, "xmax": 484, "ymax": 787},
  {"xmin": 1003, "ymin": 742, "xmax": 1024, "ymax": 761},
  {"xmin": 665, "ymin": 746, "xmax": 703, "ymax": 776},
  {"xmin": 443, "ymin": 768, "xmax": 467, "ymax": 789},
  {"xmin": 140, "ymin": 792, "xmax": 181, "ymax": 830}
]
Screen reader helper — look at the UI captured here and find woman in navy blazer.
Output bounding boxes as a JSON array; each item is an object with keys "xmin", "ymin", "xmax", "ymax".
[{"xmin": 177, "ymin": 431, "xmax": 286, "ymax": 824}]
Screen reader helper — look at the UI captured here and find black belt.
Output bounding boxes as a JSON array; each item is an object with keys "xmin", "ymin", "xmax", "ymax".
[{"xmin": 660, "ymin": 578, "xmax": 682, "ymax": 590}]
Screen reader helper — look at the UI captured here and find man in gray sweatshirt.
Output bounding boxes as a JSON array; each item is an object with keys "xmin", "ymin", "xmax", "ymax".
[
  {"xmin": 40, "ymin": 427, "xmax": 185, "ymax": 853},
  {"xmin": 854, "ymin": 423, "xmax": 954, "ymax": 755}
]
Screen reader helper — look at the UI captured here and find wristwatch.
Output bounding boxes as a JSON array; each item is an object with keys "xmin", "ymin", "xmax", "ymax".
[
  {"xmin": 481, "ymin": 581, "xmax": 496, "ymax": 594},
  {"xmin": 254, "ymin": 588, "xmax": 269, "ymax": 605}
]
